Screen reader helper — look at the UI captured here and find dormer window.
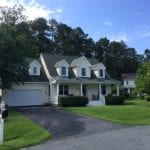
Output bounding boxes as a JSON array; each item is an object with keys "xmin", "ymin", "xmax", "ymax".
[
  {"xmin": 82, "ymin": 68, "xmax": 86, "ymax": 76},
  {"xmin": 29, "ymin": 60, "xmax": 41, "ymax": 76},
  {"xmin": 91, "ymin": 63, "xmax": 106, "ymax": 79},
  {"xmin": 61, "ymin": 67, "xmax": 66, "ymax": 76},
  {"xmin": 54, "ymin": 59, "xmax": 69, "ymax": 77},
  {"xmin": 99, "ymin": 69, "xmax": 104, "ymax": 78},
  {"xmin": 33, "ymin": 67, "xmax": 37, "ymax": 74}
]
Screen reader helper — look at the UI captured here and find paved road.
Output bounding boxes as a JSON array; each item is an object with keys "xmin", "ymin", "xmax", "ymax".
[
  {"xmin": 15, "ymin": 107, "xmax": 129, "ymax": 140},
  {"xmin": 23, "ymin": 125, "xmax": 150, "ymax": 150}
]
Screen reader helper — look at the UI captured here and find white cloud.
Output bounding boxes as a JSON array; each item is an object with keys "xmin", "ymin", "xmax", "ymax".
[
  {"xmin": 109, "ymin": 33, "xmax": 128, "ymax": 42},
  {"xmin": 0, "ymin": 0, "xmax": 62, "ymax": 20},
  {"xmin": 104, "ymin": 21, "xmax": 112, "ymax": 27},
  {"xmin": 135, "ymin": 25, "xmax": 150, "ymax": 38},
  {"xmin": 140, "ymin": 31, "xmax": 150, "ymax": 37}
]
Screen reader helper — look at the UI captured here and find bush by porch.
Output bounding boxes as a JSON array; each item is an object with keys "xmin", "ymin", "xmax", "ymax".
[{"xmin": 59, "ymin": 96, "xmax": 88, "ymax": 107}]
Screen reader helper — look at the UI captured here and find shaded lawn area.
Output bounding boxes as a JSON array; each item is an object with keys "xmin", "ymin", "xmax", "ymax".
[
  {"xmin": 0, "ymin": 110, "xmax": 50, "ymax": 150},
  {"xmin": 64, "ymin": 99, "xmax": 150, "ymax": 125}
]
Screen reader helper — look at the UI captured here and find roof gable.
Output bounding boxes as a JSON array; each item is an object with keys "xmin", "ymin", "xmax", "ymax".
[
  {"xmin": 91, "ymin": 63, "xmax": 106, "ymax": 70},
  {"xmin": 54, "ymin": 59, "xmax": 69, "ymax": 67},
  {"xmin": 71, "ymin": 56, "xmax": 91, "ymax": 67},
  {"xmin": 29, "ymin": 60, "xmax": 41, "ymax": 68}
]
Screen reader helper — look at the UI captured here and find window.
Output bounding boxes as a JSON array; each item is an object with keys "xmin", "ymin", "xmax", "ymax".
[
  {"xmin": 99, "ymin": 69, "xmax": 103, "ymax": 77},
  {"xmin": 59, "ymin": 85, "xmax": 68, "ymax": 95},
  {"xmin": 81, "ymin": 68, "xmax": 86, "ymax": 76},
  {"xmin": 126, "ymin": 81, "xmax": 128, "ymax": 85},
  {"xmin": 61, "ymin": 67, "xmax": 66, "ymax": 75},
  {"xmin": 33, "ymin": 67, "xmax": 37, "ymax": 74}
]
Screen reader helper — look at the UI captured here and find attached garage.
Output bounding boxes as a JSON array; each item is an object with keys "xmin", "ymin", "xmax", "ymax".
[
  {"xmin": 7, "ymin": 89, "xmax": 43, "ymax": 106},
  {"xmin": 4, "ymin": 83, "xmax": 49, "ymax": 107},
  {"xmin": 2, "ymin": 58, "xmax": 49, "ymax": 106}
]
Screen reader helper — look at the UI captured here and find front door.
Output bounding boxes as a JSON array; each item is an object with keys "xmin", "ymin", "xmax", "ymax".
[
  {"xmin": 82, "ymin": 85, "xmax": 88, "ymax": 96},
  {"xmin": 101, "ymin": 85, "xmax": 106, "ymax": 95}
]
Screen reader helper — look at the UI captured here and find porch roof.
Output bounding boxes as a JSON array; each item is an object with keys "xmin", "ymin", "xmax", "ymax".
[{"xmin": 52, "ymin": 76, "xmax": 120, "ymax": 85}]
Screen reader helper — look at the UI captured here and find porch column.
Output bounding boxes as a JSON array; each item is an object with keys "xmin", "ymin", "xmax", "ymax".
[
  {"xmin": 127, "ymin": 88, "xmax": 131, "ymax": 94},
  {"xmin": 56, "ymin": 83, "xmax": 59, "ymax": 96},
  {"xmin": 80, "ymin": 83, "xmax": 83, "ymax": 95},
  {"xmin": 99, "ymin": 84, "xmax": 101, "ymax": 100},
  {"xmin": 116, "ymin": 84, "xmax": 119, "ymax": 96},
  {"xmin": 56, "ymin": 83, "xmax": 59, "ymax": 105}
]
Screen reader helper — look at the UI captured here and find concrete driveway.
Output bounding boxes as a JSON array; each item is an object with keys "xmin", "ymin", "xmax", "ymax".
[{"xmin": 15, "ymin": 107, "xmax": 129, "ymax": 140}]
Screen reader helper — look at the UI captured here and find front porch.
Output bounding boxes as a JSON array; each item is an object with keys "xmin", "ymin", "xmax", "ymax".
[{"xmin": 50, "ymin": 81, "xmax": 120, "ymax": 106}]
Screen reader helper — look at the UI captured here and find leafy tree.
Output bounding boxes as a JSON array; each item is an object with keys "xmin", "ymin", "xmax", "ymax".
[
  {"xmin": 30, "ymin": 17, "xmax": 52, "ymax": 53},
  {"xmin": 0, "ymin": 24, "xmax": 26, "ymax": 90},
  {"xmin": 95, "ymin": 37, "xmax": 110, "ymax": 62},
  {"xmin": 95, "ymin": 39, "xmax": 141, "ymax": 79},
  {"xmin": 144, "ymin": 49, "xmax": 150, "ymax": 62},
  {"xmin": 0, "ymin": 4, "xmax": 26, "ymax": 25},
  {"xmin": 16, "ymin": 21, "xmax": 39, "ymax": 57},
  {"xmin": 136, "ymin": 62, "xmax": 150, "ymax": 95}
]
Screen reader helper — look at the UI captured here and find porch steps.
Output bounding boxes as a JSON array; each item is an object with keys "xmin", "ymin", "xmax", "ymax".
[{"xmin": 87, "ymin": 101, "xmax": 105, "ymax": 106}]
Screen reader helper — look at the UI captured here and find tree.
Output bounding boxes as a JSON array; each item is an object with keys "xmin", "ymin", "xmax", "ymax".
[
  {"xmin": 30, "ymin": 17, "xmax": 52, "ymax": 53},
  {"xmin": 0, "ymin": 24, "xmax": 27, "ymax": 90},
  {"xmin": 95, "ymin": 38, "xmax": 142, "ymax": 79},
  {"xmin": 16, "ymin": 21, "xmax": 39, "ymax": 57},
  {"xmin": 0, "ymin": 4, "xmax": 26, "ymax": 25},
  {"xmin": 95, "ymin": 37, "xmax": 110, "ymax": 62},
  {"xmin": 144, "ymin": 49, "xmax": 150, "ymax": 62},
  {"xmin": 136, "ymin": 62, "xmax": 150, "ymax": 95}
]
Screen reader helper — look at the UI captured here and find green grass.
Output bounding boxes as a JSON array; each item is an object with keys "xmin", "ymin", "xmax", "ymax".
[
  {"xmin": 0, "ymin": 110, "xmax": 51, "ymax": 150},
  {"xmin": 64, "ymin": 99, "xmax": 150, "ymax": 125}
]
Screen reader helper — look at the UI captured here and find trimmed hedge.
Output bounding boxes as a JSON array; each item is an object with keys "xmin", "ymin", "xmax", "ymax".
[
  {"xmin": 59, "ymin": 96, "xmax": 88, "ymax": 107},
  {"xmin": 105, "ymin": 95, "xmax": 125, "ymax": 105}
]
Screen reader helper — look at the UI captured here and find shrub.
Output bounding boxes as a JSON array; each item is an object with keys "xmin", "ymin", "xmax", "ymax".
[
  {"xmin": 105, "ymin": 95, "xmax": 125, "ymax": 105},
  {"xmin": 145, "ymin": 95, "xmax": 150, "ymax": 101},
  {"xmin": 59, "ymin": 96, "xmax": 88, "ymax": 107}
]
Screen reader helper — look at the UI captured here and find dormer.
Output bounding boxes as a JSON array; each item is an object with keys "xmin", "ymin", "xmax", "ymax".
[
  {"xmin": 29, "ymin": 60, "xmax": 41, "ymax": 76},
  {"xmin": 71, "ymin": 56, "xmax": 91, "ymax": 77},
  {"xmin": 54, "ymin": 59, "xmax": 69, "ymax": 77},
  {"xmin": 91, "ymin": 63, "xmax": 106, "ymax": 78}
]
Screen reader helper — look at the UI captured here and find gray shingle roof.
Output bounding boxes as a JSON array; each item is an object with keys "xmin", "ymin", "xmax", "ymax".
[
  {"xmin": 121, "ymin": 73, "xmax": 136, "ymax": 80},
  {"xmin": 41, "ymin": 53, "xmax": 99, "ymax": 76},
  {"xmin": 41, "ymin": 53, "xmax": 120, "ymax": 84}
]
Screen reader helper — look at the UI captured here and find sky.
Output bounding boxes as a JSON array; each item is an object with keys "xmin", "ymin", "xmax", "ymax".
[{"xmin": 1, "ymin": 0, "xmax": 150, "ymax": 54}]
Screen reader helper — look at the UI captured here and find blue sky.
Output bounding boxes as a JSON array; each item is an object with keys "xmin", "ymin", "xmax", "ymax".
[{"xmin": 2, "ymin": 0, "xmax": 150, "ymax": 54}]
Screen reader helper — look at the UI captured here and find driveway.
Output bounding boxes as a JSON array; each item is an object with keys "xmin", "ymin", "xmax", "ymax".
[
  {"xmin": 16, "ymin": 107, "xmax": 150, "ymax": 150},
  {"xmin": 15, "ymin": 107, "xmax": 129, "ymax": 140}
]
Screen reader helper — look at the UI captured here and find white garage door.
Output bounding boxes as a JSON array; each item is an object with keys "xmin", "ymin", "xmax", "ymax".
[{"xmin": 7, "ymin": 89, "xmax": 43, "ymax": 106}]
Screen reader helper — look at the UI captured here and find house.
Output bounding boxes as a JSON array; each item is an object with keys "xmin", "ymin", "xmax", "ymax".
[
  {"xmin": 3, "ymin": 53, "xmax": 120, "ymax": 106},
  {"xmin": 121, "ymin": 73, "xmax": 136, "ymax": 94}
]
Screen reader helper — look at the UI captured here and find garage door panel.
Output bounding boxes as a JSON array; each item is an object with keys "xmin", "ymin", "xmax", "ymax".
[{"xmin": 8, "ymin": 89, "xmax": 43, "ymax": 106}]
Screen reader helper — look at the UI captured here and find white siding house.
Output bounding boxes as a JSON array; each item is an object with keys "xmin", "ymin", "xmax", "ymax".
[
  {"xmin": 4, "ymin": 54, "xmax": 120, "ymax": 107},
  {"xmin": 121, "ymin": 73, "xmax": 136, "ymax": 94}
]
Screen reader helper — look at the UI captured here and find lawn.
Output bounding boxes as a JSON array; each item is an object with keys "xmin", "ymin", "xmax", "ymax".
[
  {"xmin": 65, "ymin": 99, "xmax": 150, "ymax": 125},
  {"xmin": 0, "ymin": 110, "xmax": 51, "ymax": 150}
]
